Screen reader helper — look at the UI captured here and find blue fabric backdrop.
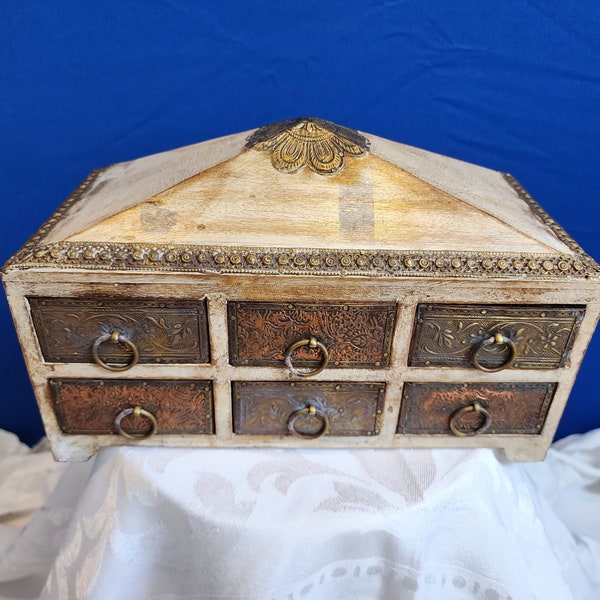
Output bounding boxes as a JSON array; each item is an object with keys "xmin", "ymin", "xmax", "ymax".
[{"xmin": 2, "ymin": 1, "xmax": 599, "ymax": 445}]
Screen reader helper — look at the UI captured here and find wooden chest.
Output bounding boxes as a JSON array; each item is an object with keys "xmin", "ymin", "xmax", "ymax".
[{"xmin": 3, "ymin": 118, "xmax": 599, "ymax": 461}]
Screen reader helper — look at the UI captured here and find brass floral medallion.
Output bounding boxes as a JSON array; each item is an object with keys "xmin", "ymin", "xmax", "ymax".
[{"xmin": 245, "ymin": 117, "xmax": 370, "ymax": 175}]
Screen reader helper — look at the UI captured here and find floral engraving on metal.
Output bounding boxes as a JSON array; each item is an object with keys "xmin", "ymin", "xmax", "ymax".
[
  {"xmin": 409, "ymin": 304, "xmax": 585, "ymax": 369},
  {"xmin": 397, "ymin": 382, "xmax": 556, "ymax": 435},
  {"xmin": 29, "ymin": 298, "xmax": 210, "ymax": 364},
  {"xmin": 245, "ymin": 117, "xmax": 370, "ymax": 175},
  {"xmin": 50, "ymin": 379, "xmax": 214, "ymax": 435},
  {"xmin": 232, "ymin": 381, "xmax": 385, "ymax": 436},
  {"xmin": 228, "ymin": 302, "xmax": 396, "ymax": 368}
]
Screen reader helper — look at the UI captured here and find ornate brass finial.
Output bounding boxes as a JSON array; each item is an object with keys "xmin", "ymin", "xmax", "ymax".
[{"xmin": 245, "ymin": 117, "xmax": 370, "ymax": 176}]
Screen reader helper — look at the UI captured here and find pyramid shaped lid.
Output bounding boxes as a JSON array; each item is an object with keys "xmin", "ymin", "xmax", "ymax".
[{"xmin": 5, "ymin": 117, "xmax": 598, "ymax": 280}]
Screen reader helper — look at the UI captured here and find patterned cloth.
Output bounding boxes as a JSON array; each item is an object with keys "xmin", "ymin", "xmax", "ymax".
[{"xmin": 1, "ymin": 431, "xmax": 600, "ymax": 599}]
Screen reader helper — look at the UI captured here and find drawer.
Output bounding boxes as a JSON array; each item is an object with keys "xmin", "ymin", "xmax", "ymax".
[
  {"xmin": 409, "ymin": 304, "xmax": 584, "ymax": 370},
  {"xmin": 228, "ymin": 302, "xmax": 396, "ymax": 372},
  {"xmin": 49, "ymin": 379, "xmax": 214, "ymax": 436},
  {"xmin": 397, "ymin": 382, "xmax": 556, "ymax": 436},
  {"xmin": 30, "ymin": 298, "xmax": 210, "ymax": 369},
  {"xmin": 232, "ymin": 381, "xmax": 386, "ymax": 437}
]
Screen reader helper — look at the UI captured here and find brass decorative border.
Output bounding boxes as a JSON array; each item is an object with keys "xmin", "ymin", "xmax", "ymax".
[
  {"xmin": 10, "ymin": 241, "xmax": 596, "ymax": 279},
  {"xmin": 3, "ymin": 168, "xmax": 599, "ymax": 280}
]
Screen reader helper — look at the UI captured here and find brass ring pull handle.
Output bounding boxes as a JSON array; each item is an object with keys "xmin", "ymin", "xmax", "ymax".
[
  {"xmin": 284, "ymin": 337, "xmax": 330, "ymax": 377},
  {"xmin": 287, "ymin": 405, "xmax": 330, "ymax": 439},
  {"xmin": 92, "ymin": 330, "xmax": 139, "ymax": 372},
  {"xmin": 470, "ymin": 332, "xmax": 517, "ymax": 372},
  {"xmin": 115, "ymin": 406, "xmax": 158, "ymax": 440},
  {"xmin": 449, "ymin": 401, "xmax": 492, "ymax": 437}
]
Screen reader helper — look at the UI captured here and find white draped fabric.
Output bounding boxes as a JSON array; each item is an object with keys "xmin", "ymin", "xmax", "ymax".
[{"xmin": 1, "ymin": 430, "xmax": 600, "ymax": 600}]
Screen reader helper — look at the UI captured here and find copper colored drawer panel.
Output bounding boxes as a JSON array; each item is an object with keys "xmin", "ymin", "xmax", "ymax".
[
  {"xmin": 232, "ymin": 381, "xmax": 385, "ymax": 436},
  {"xmin": 409, "ymin": 304, "xmax": 584, "ymax": 370},
  {"xmin": 50, "ymin": 379, "xmax": 214, "ymax": 435},
  {"xmin": 30, "ymin": 298, "xmax": 210, "ymax": 365},
  {"xmin": 228, "ymin": 302, "xmax": 396, "ymax": 368},
  {"xmin": 397, "ymin": 382, "xmax": 556, "ymax": 436}
]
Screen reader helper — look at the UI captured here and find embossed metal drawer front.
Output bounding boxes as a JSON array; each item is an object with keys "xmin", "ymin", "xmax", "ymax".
[
  {"xmin": 232, "ymin": 381, "xmax": 385, "ymax": 437},
  {"xmin": 30, "ymin": 298, "xmax": 210, "ymax": 365},
  {"xmin": 50, "ymin": 379, "xmax": 214, "ymax": 435},
  {"xmin": 397, "ymin": 382, "xmax": 556, "ymax": 436},
  {"xmin": 409, "ymin": 304, "xmax": 585, "ymax": 370},
  {"xmin": 228, "ymin": 302, "xmax": 396, "ymax": 369}
]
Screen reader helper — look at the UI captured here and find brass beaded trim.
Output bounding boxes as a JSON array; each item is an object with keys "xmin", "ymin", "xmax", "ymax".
[
  {"xmin": 3, "ymin": 168, "xmax": 599, "ymax": 280},
  {"xmin": 11, "ymin": 242, "xmax": 597, "ymax": 279}
]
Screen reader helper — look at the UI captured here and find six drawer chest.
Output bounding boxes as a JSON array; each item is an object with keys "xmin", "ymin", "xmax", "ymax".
[{"xmin": 3, "ymin": 117, "xmax": 599, "ymax": 461}]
